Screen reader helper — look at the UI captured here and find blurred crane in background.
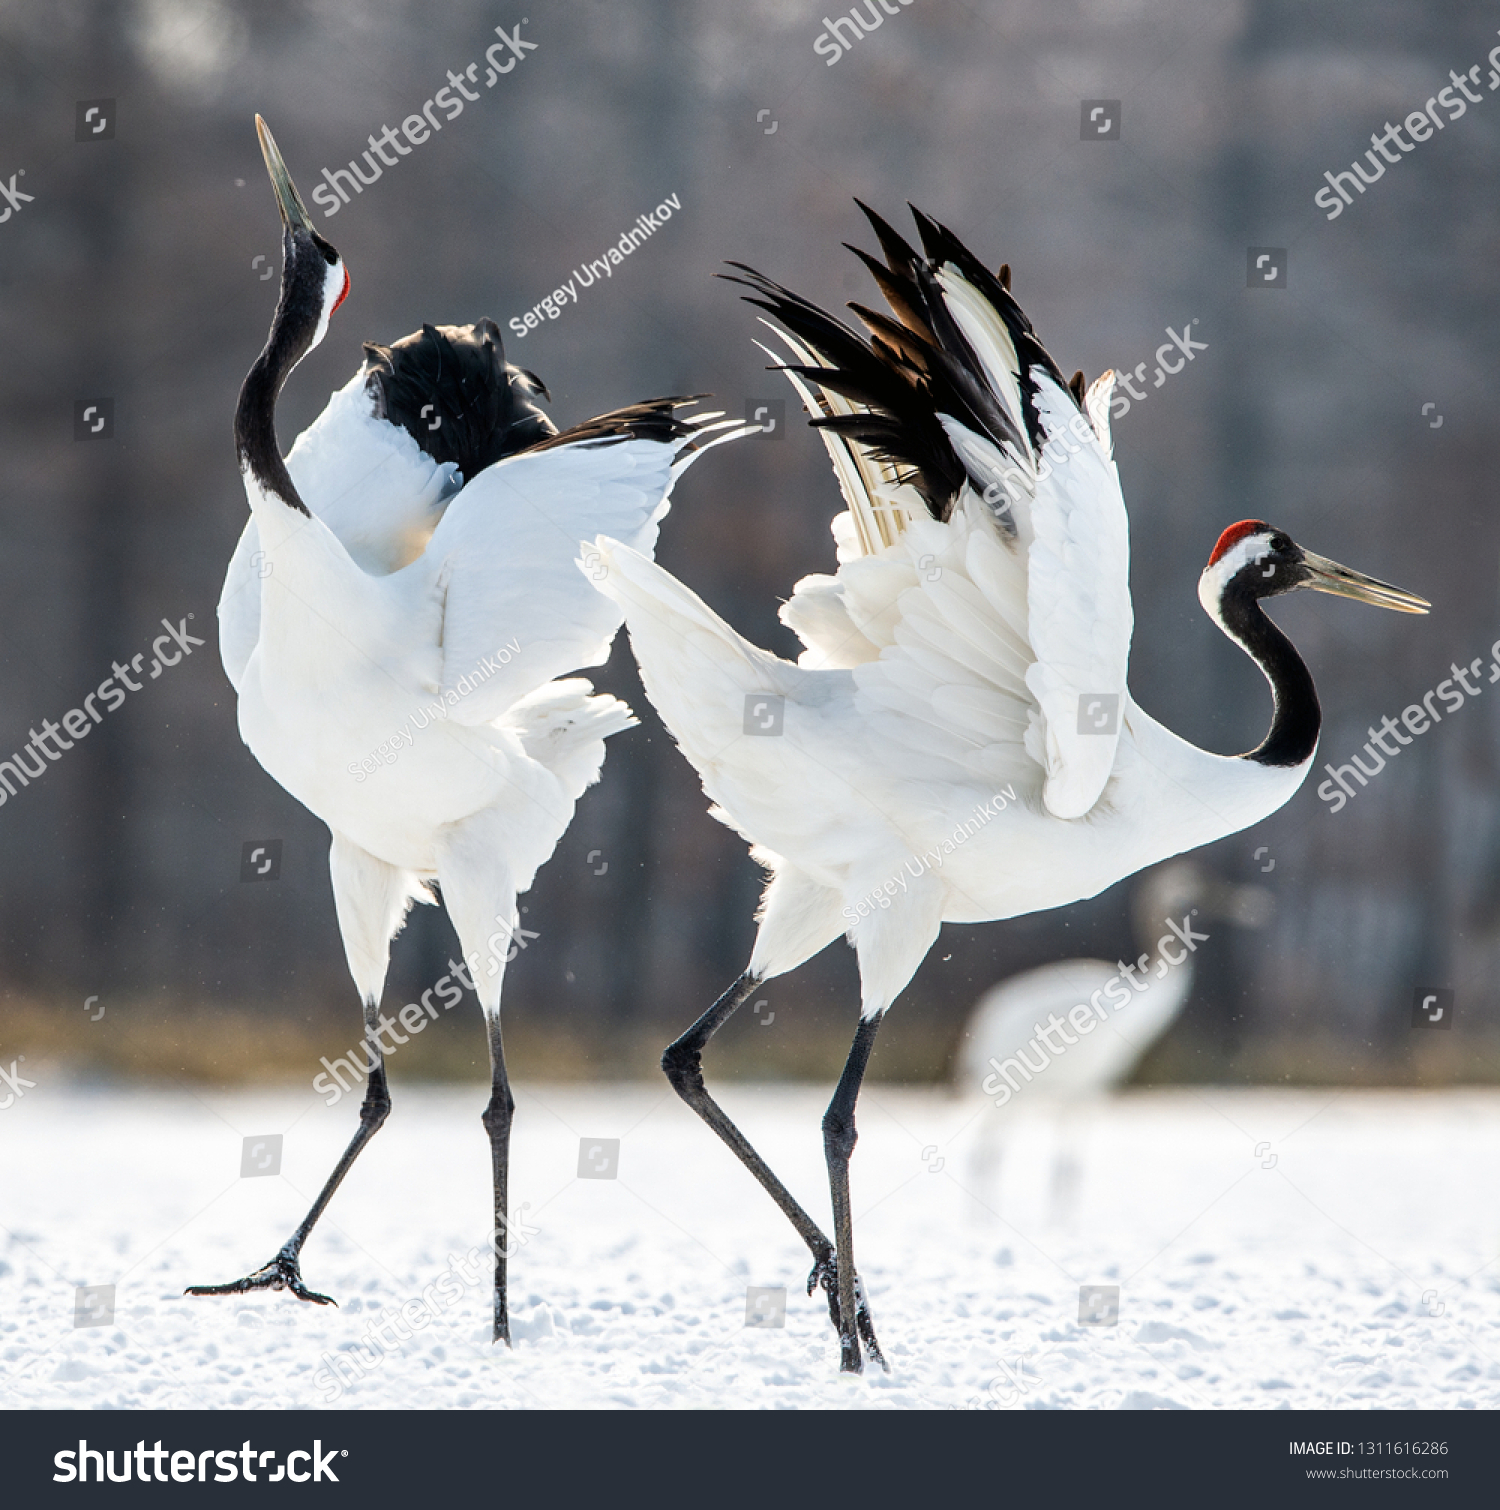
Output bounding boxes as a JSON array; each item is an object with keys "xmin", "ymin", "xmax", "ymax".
[{"xmin": 956, "ymin": 859, "xmax": 1274, "ymax": 1218}]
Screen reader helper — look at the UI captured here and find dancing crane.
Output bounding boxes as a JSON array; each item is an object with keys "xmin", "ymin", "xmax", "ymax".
[
  {"xmin": 590, "ymin": 203, "xmax": 1429, "ymax": 1371},
  {"xmin": 186, "ymin": 117, "xmax": 743, "ymax": 1344}
]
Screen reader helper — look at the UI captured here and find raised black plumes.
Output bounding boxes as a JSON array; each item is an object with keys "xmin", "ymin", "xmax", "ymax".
[
  {"xmin": 721, "ymin": 254, "xmax": 965, "ymax": 520},
  {"xmin": 364, "ymin": 318, "xmax": 557, "ymax": 484},
  {"xmin": 721, "ymin": 201, "xmax": 1084, "ymax": 526},
  {"xmin": 899, "ymin": 202, "xmax": 1072, "ymax": 452}
]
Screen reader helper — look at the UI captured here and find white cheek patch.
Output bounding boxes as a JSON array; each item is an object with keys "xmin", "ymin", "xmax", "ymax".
[
  {"xmin": 1197, "ymin": 533, "xmax": 1274, "ymax": 630},
  {"xmin": 310, "ymin": 259, "xmax": 345, "ymax": 351}
]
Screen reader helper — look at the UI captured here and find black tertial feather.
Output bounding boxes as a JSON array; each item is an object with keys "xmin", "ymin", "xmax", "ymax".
[
  {"xmin": 902, "ymin": 204, "xmax": 1075, "ymax": 439},
  {"xmin": 725, "ymin": 204, "xmax": 1093, "ymax": 532},
  {"xmin": 846, "ymin": 302, "xmax": 936, "ymax": 375},
  {"xmin": 721, "ymin": 261, "xmax": 970, "ymax": 520},
  {"xmin": 814, "ymin": 412, "xmax": 965, "ymax": 516},
  {"xmin": 363, "ymin": 318, "xmax": 556, "ymax": 484},
  {"xmin": 721, "ymin": 265, "xmax": 974, "ymax": 522},
  {"xmin": 853, "ymin": 200, "xmax": 922, "ymax": 282},
  {"xmin": 843, "ymin": 244, "xmax": 928, "ymax": 338},
  {"xmin": 909, "ymin": 258, "xmax": 1029, "ymax": 457},
  {"xmin": 778, "ymin": 361, "xmax": 909, "ymax": 412},
  {"xmin": 722, "ymin": 263, "xmax": 880, "ymax": 376},
  {"xmin": 529, "ymin": 395, "xmax": 707, "ymax": 455}
]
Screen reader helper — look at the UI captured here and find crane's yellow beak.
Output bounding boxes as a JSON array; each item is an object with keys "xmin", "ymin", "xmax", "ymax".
[
  {"xmin": 255, "ymin": 115, "xmax": 316, "ymax": 235},
  {"xmin": 1301, "ymin": 550, "xmax": 1429, "ymax": 615}
]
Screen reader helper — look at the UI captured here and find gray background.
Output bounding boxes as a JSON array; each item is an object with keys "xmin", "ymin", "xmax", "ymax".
[{"xmin": 0, "ymin": 0, "xmax": 1494, "ymax": 1085}]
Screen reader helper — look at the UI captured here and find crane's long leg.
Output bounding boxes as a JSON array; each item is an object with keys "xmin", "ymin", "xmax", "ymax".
[
  {"xmin": 662, "ymin": 973, "xmax": 883, "ymax": 1363},
  {"xmin": 1048, "ymin": 1102, "xmax": 1083, "ymax": 1226},
  {"xmin": 186, "ymin": 1005, "xmax": 390, "ymax": 1304},
  {"xmin": 823, "ymin": 1012, "xmax": 884, "ymax": 1373},
  {"xmin": 188, "ymin": 837, "xmax": 416, "ymax": 1305},
  {"xmin": 433, "ymin": 813, "xmax": 521, "ymax": 1346},
  {"xmin": 480, "ymin": 1004, "xmax": 515, "ymax": 1345}
]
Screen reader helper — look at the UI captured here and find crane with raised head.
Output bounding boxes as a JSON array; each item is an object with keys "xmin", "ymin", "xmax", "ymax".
[{"xmin": 186, "ymin": 117, "xmax": 744, "ymax": 1345}]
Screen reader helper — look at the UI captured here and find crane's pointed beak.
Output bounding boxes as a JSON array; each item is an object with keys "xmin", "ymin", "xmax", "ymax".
[
  {"xmin": 255, "ymin": 115, "xmax": 316, "ymax": 235},
  {"xmin": 1301, "ymin": 550, "xmax": 1430, "ymax": 614}
]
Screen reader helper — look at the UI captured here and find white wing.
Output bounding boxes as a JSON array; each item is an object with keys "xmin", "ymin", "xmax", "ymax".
[
  {"xmin": 423, "ymin": 434, "xmax": 687, "ymax": 725},
  {"xmin": 1017, "ymin": 372, "xmax": 1132, "ymax": 819},
  {"xmin": 849, "ymin": 497, "xmax": 1041, "ymax": 803},
  {"xmin": 742, "ymin": 214, "xmax": 1133, "ymax": 820},
  {"xmin": 218, "ymin": 370, "xmax": 457, "ymax": 691}
]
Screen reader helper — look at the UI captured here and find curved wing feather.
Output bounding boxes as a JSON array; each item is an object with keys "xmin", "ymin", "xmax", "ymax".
[
  {"xmin": 423, "ymin": 435, "xmax": 676, "ymax": 725},
  {"xmin": 736, "ymin": 208, "xmax": 1133, "ymax": 819}
]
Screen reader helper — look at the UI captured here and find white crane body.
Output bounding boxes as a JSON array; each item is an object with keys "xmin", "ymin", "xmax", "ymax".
[
  {"xmin": 187, "ymin": 116, "xmax": 745, "ymax": 1342},
  {"xmin": 590, "ymin": 202, "xmax": 1427, "ymax": 1373}
]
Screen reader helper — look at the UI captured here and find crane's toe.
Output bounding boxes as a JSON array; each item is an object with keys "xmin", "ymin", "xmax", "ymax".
[
  {"xmin": 806, "ymin": 1252, "xmax": 840, "ymax": 1321},
  {"xmin": 806, "ymin": 1256, "xmax": 888, "ymax": 1371},
  {"xmin": 185, "ymin": 1250, "xmax": 336, "ymax": 1307}
]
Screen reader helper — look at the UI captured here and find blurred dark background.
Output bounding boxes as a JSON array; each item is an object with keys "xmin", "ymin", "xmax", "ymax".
[{"xmin": 0, "ymin": 0, "xmax": 1496, "ymax": 1085}]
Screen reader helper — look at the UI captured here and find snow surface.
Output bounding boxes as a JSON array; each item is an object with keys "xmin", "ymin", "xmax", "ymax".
[{"xmin": 2, "ymin": 1082, "xmax": 1498, "ymax": 1409}]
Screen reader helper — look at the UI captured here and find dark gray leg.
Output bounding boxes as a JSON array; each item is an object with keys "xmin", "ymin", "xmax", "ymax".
[
  {"xmin": 823, "ymin": 1013, "xmax": 885, "ymax": 1373},
  {"xmin": 480, "ymin": 1009, "xmax": 515, "ymax": 1345},
  {"xmin": 662, "ymin": 973, "xmax": 882, "ymax": 1362},
  {"xmin": 187, "ymin": 1003, "xmax": 390, "ymax": 1305}
]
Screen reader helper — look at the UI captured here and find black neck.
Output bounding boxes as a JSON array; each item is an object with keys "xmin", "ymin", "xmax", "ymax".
[
  {"xmin": 233, "ymin": 233, "xmax": 317, "ymax": 517},
  {"xmin": 1219, "ymin": 585, "xmax": 1320, "ymax": 767}
]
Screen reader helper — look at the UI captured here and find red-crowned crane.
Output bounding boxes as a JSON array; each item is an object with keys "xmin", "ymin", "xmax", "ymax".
[
  {"xmin": 590, "ymin": 203, "xmax": 1428, "ymax": 1372},
  {"xmin": 186, "ymin": 118, "xmax": 744, "ymax": 1345}
]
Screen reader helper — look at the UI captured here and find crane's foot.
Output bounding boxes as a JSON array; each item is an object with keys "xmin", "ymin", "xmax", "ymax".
[
  {"xmin": 185, "ymin": 1249, "xmax": 335, "ymax": 1306},
  {"xmin": 807, "ymin": 1256, "xmax": 887, "ymax": 1371}
]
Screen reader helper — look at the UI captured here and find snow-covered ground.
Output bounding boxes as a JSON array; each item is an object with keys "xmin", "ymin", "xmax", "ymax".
[{"xmin": 1, "ymin": 1081, "xmax": 1497, "ymax": 1409}]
